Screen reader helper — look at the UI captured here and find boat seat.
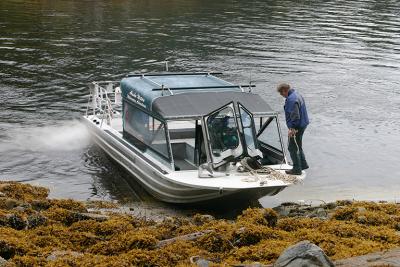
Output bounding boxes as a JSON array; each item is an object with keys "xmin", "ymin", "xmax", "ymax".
[
  {"xmin": 171, "ymin": 142, "xmax": 197, "ymax": 170},
  {"xmin": 169, "ymin": 128, "xmax": 195, "ymax": 139},
  {"xmin": 174, "ymin": 159, "xmax": 196, "ymax": 171}
]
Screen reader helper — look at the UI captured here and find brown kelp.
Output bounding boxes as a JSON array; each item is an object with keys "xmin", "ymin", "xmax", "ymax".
[{"xmin": 1, "ymin": 181, "xmax": 400, "ymax": 266}]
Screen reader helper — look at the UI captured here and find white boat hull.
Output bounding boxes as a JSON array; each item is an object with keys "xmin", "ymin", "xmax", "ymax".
[{"xmin": 82, "ymin": 116, "xmax": 302, "ymax": 203}]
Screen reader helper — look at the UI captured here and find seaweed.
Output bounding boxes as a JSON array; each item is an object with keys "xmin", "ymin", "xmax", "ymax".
[
  {"xmin": 2, "ymin": 182, "xmax": 400, "ymax": 266},
  {"xmin": 0, "ymin": 182, "xmax": 48, "ymax": 202}
]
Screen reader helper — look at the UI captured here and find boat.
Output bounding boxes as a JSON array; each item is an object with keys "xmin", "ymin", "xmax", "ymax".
[{"xmin": 82, "ymin": 72, "xmax": 306, "ymax": 203}]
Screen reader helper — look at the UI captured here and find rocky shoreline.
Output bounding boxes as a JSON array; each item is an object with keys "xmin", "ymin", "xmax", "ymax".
[{"xmin": 1, "ymin": 181, "xmax": 400, "ymax": 266}]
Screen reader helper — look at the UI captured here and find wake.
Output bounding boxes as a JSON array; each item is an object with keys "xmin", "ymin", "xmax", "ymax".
[{"xmin": 0, "ymin": 120, "xmax": 90, "ymax": 152}]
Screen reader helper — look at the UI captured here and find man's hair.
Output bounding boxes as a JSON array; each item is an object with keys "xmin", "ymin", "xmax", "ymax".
[{"xmin": 277, "ymin": 83, "xmax": 290, "ymax": 91}]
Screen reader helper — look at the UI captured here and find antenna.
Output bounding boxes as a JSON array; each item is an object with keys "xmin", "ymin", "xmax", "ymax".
[
  {"xmin": 165, "ymin": 60, "xmax": 169, "ymax": 72},
  {"xmin": 248, "ymin": 71, "xmax": 252, "ymax": 92}
]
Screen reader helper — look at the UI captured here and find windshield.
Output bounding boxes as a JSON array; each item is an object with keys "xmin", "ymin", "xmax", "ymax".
[
  {"xmin": 207, "ymin": 105, "xmax": 240, "ymax": 156},
  {"xmin": 257, "ymin": 116, "xmax": 283, "ymax": 152},
  {"xmin": 239, "ymin": 104, "xmax": 258, "ymax": 156}
]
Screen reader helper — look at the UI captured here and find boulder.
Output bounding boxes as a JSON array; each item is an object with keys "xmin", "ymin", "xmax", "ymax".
[
  {"xmin": 323, "ymin": 202, "xmax": 337, "ymax": 210},
  {"xmin": 232, "ymin": 262, "xmax": 269, "ymax": 267},
  {"xmin": 46, "ymin": 250, "xmax": 83, "ymax": 261},
  {"xmin": 356, "ymin": 215, "xmax": 367, "ymax": 224},
  {"xmin": 0, "ymin": 256, "xmax": 7, "ymax": 266},
  {"xmin": 30, "ymin": 200, "xmax": 51, "ymax": 211},
  {"xmin": 0, "ymin": 241, "xmax": 16, "ymax": 260},
  {"xmin": 312, "ymin": 208, "xmax": 328, "ymax": 219},
  {"xmin": 190, "ymin": 256, "xmax": 212, "ymax": 267},
  {"xmin": 273, "ymin": 206, "xmax": 291, "ymax": 217},
  {"xmin": 0, "ymin": 198, "xmax": 20, "ymax": 210},
  {"xmin": 334, "ymin": 247, "xmax": 400, "ymax": 266},
  {"xmin": 6, "ymin": 214, "xmax": 27, "ymax": 230},
  {"xmin": 76, "ymin": 212, "xmax": 109, "ymax": 222},
  {"xmin": 274, "ymin": 241, "xmax": 334, "ymax": 267},
  {"xmin": 193, "ymin": 214, "xmax": 215, "ymax": 226},
  {"xmin": 27, "ymin": 214, "xmax": 48, "ymax": 229},
  {"xmin": 263, "ymin": 209, "xmax": 278, "ymax": 227}
]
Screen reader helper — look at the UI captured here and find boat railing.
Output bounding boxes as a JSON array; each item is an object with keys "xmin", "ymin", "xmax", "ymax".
[{"xmin": 86, "ymin": 81, "xmax": 121, "ymax": 126}]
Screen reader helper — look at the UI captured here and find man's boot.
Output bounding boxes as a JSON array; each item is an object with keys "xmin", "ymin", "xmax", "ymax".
[
  {"xmin": 287, "ymin": 136, "xmax": 303, "ymax": 175},
  {"xmin": 301, "ymin": 162, "xmax": 309, "ymax": 170},
  {"xmin": 285, "ymin": 168, "xmax": 302, "ymax": 175},
  {"xmin": 300, "ymin": 151, "xmax": 309, "ymax": 170}
]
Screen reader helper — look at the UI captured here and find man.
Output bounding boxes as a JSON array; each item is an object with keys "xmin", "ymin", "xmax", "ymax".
[{"xmin": 277, "ymin": 83, "xmax": 309, "ymax": 175}]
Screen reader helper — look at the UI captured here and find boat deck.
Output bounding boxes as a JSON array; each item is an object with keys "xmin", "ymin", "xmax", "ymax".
[{"xmin": 165, "ymin": 163, "xmax": 300, "ymax": 190}]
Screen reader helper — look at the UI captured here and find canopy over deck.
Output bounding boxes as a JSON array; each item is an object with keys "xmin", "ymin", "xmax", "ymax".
[
  {"xmin": 121, "ymin": 73, "xmax": 242, "ymax": 110},
  {"xmin": 152, "ymin": 91, "xmax": 274, "ymax": 120},
  {"xmin": 121, "ymin": 72, "xmax": 275, "ymax": 120}
]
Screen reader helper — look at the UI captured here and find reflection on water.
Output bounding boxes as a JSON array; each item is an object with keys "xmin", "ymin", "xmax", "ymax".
[{"xmin": 1, "ymin": 0, "xmax": 400, "ymax": 215}]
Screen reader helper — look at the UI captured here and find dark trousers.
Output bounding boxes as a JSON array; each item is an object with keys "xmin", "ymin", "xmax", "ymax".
[{"xmin": 288, "ymin": 127, "xmax": 308, "ymax": 171}]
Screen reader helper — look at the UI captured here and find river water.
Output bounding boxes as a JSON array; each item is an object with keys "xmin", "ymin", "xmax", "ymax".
[{"xmin": 1, "ymin": 0, "xmax": 400, "ymax": 212}]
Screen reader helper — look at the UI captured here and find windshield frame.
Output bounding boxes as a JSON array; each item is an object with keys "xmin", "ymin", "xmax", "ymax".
[{"xmin": 203, "ymin": 101, "xmax": 243, "ymax": 168}]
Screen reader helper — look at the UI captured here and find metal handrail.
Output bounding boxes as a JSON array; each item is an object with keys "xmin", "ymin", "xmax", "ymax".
[{"xmin": 86, "ymin": 81, "xmax": 121, "ymax": 126}]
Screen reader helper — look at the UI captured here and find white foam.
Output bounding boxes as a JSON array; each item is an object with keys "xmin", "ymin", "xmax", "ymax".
[{"xmin": 1, "ymin": 120, "xmax": 90, "ymax": 152}]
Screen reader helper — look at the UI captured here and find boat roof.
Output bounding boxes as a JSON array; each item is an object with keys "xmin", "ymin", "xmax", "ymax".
[
  {"xmin": 121, "ymin": 73, "xmax": 242, "ymax": 109},
  {"xmin": 152, "ymin": 91, "xmax": 274, "ymax": 119},
  {"xmin": 121, "ymin": 72, "xmax": 274, "ymax": 119}
]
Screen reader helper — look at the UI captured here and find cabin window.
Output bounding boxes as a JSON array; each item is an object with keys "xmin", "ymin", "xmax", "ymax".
[
  {"xmin": 257, "ymin": 117, "xmax": 282, "ymax": 151},
  {"xmin": 256, "ymin": 116, "xmax": 285, "ymax": 164},
  {"xmin": 123, "ymin": 103, "xmax": 170, "ymax": 161}
]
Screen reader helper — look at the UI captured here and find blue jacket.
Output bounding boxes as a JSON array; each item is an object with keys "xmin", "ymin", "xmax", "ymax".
[{"xmin": 284, "ymin": 89, "xmax": 309, "ymax": 129}]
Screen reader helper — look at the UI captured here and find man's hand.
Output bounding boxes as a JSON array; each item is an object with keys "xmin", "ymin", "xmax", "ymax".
[{"xmin": 288, "ymin": 128, "xmax": 297, "ymax": 137}]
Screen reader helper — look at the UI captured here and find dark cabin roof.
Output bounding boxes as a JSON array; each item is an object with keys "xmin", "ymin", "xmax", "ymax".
[
  {"xmin": 152, "ymin": 91, "xmax": 274, "ymax": 119},
  {"xmin": 121, "ymin": 73, "xmax": 242, "ymax": 110},
  {"xmin": 121, "ymin": 73, "xmax": 275, "ymax": 120}
]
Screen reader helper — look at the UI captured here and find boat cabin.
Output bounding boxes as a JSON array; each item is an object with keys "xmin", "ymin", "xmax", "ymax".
[{"xmin": 120, "ymin": 73, "xmax": 286, "ymax": 172}]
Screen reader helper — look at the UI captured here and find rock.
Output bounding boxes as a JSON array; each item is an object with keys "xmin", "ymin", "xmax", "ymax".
[
  {"xmin": 157, "ymin": 230, "xmax": 213, "ymax": 248},
  {"xmin": 6, "ymin": 214, "xmax": 27, "ymax": 230},
  {"xmin": 357, "ymin": 207, "xmax": 366, "ymax": 214},
  {"xmin": 313, "ymin": 208, "xmax": 328, "ymax": 219},
  {"xmin": 46, "ymin": 250, "xmax": 83, "ymax": 261},
  {"xmin": 334, "ymin": 247, "xmax": 400, "ymax": 266},
  {"xmin": 356, "ymin": 215, "xmax": 367, "ymax": 224},
  {"xmin": 0, "ymin": 198, "xmax": 20, "ymax": 210},
  {"xmin": 273, "ymin": 241, "xmax": 334, "ymax": 267},
  {"xmin": 334, "ymin": 205, "xmax": 345, "ymax": 211},
  {"xmin": 27, "ymin": 214, "xmax": 48, "ymax": 229},
  {"xmin": 30, "ymin": 200, "xmax": 51, "ymax": 211},
  {"xmin": 233, "ymin": 262, "xmax": 269, "ymax": 267},
  {"xmin": 337, "ymin": 200, "xmax": 353, "ymax": 206},
  {"xmin": 281, "ymin": 202, "xmax": 300, "ymax": 207},
  {"xmin": 0, "ymin": 256, "xmax": 7, "ymax": 267},
  {"xmin": 13, "ymin": 203, "xmax": 31, "ymax": 212},
  {"xmin": 323, "ymin": 202, "xmax": 337, "ymax": 210},
  {"xmin": 193, "ymin": 214, "xmax": 215, "ymax": 226},
  {"xmin": 190, "ymin": 256, "xmax": 212, "ymax": 267},
  {"xmin": 64, "ymin": 212, "xmax": 109, "ymax": 225},
  {"xmin": 273, "ymin": 206, "xmax": 291, "ymax": 217},
  {"xmin": 263, "ymin": 209, "xmax": 278, "ymax": 227},
  {"xmin": 0, "ymin": 241, "xmax": 16, "ymax": 260},
  {"xmin": 77, "ymin": 212, "xmax": 109, "ymax": 222}
]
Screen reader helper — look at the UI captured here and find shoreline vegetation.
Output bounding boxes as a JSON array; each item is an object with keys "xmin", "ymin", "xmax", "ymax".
[{"xmin": 1, "ymin": 182, "xmax": 400, "ymax": 266}]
